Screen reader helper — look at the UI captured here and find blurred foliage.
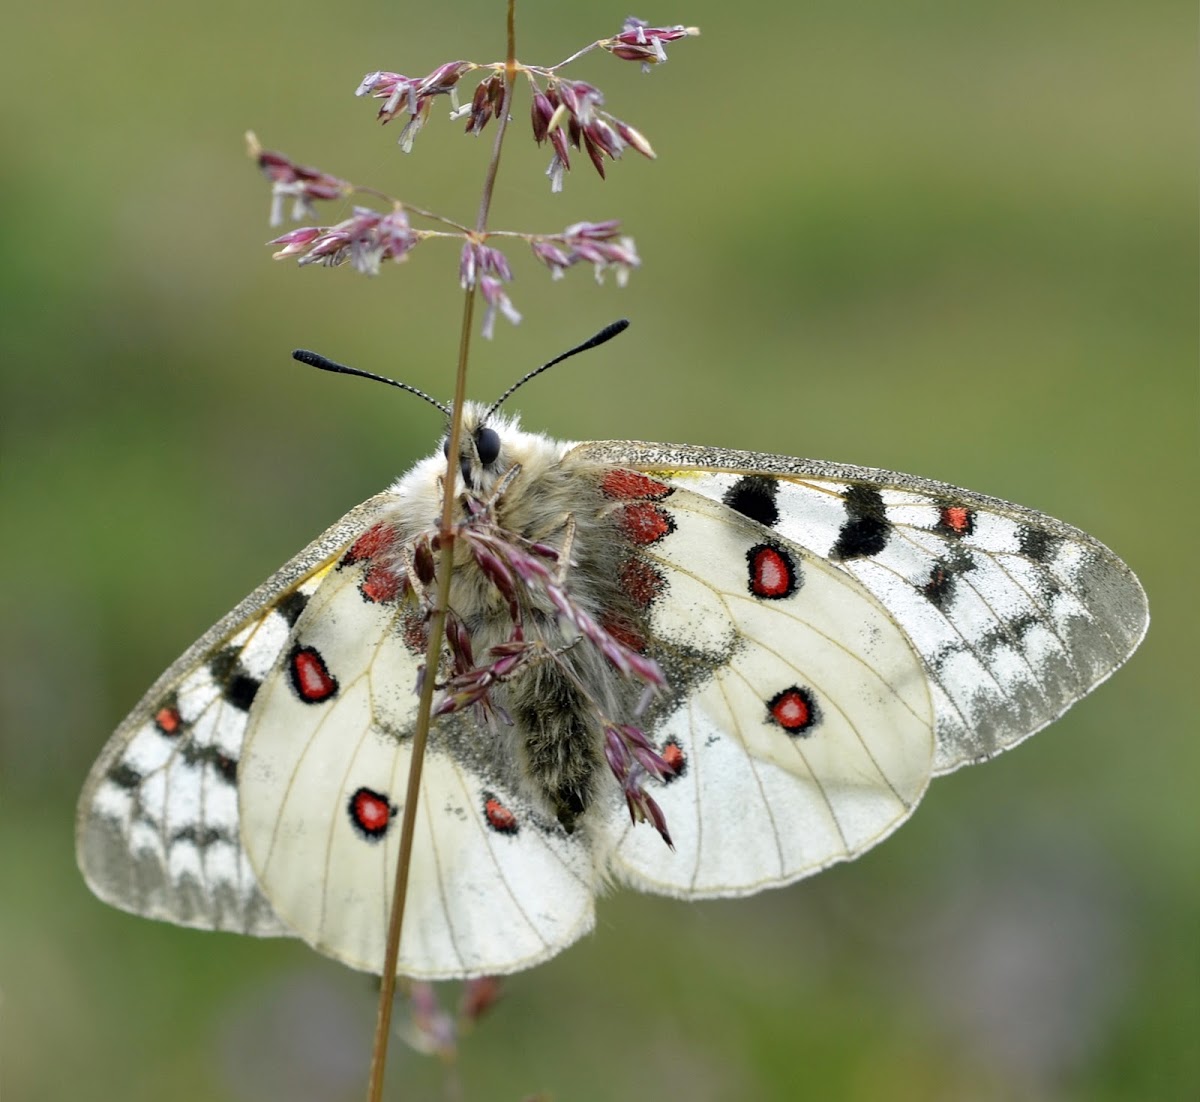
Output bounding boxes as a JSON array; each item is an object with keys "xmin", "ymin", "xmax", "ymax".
[{"xmin": 0, "ymin": 1, "xmax": 1194, "ymax": 1100}]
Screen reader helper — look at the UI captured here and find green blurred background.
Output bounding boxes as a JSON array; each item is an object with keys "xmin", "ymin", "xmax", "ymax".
[{"xmin": 2, "ymin": 1, "xmax": 1194, "ymax": 1099}]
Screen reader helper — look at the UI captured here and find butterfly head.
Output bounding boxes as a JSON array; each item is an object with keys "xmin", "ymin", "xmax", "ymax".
[
  {"xmin": 440, "ymin": 401, "xmax": 567, "ymax": 497},
  {"xmin": 443, "ymin": 402, "xmax": 504, "ymax": 491}
]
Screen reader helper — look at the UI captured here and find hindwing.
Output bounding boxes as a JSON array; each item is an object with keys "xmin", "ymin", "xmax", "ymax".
[
  {"xmin": 239, "ymin": 542, "xmax": 598, "ymax": 979},
  {"xmin": 572, "ymin": 442, "xmax": 1148, "ymax": 773},
  {"xmin": 595, "ymin": 486, "xmax": 935, "ymax": 897}
]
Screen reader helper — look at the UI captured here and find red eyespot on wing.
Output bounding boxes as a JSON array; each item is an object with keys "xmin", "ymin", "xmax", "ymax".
[
  {"xmin": 619, "ymin": 556, "xmax": 667, "ymax": 609},
  {"xmin": 289, "ymin": 645, "xmax": 339, "ymax": 703},
  {"xmin": 399, "ymin": 606, "xmax": 429, "ymax": 655},
  {"xmin": 768, "ymin": 686, "xmax": 820, "ymax": 735},
  {"xmin": 483, "ymin": 793, "xmax": 519, "ymax": 835},
  {"xmin": 938, "ymin": 505, "xmax": 975, "ymax": 537},
  {"xmin": 343, "ymin": 523, "xmax": 398, "ymax": 566},
  {"xmin": 348, "ymin": 786, "xmax": 395, "ymax": 840},
  {"xmin": 661, "ymin": 739, "xmax": 686, "ymax": 782},
  {"xmin": 748, "ymin": 544, "xmax": 798, "ymax": 599},
  {"xmin": 360, "ymin": 564, "xmax": 403, "ymax": 604},
  {"xmin": 618, "ymin": 502, "xmax": 675, "ymax": 546},
  {"xmin": 600, "ymin": 612, "xmax": 647, "ymax": 653},
  {"xmin": 154, "ymin": 705, "xmax": 183, "ymax": 736},
  {"xmin": 601, "ymin": 470, "xmax": 672, "ymax": 500}
]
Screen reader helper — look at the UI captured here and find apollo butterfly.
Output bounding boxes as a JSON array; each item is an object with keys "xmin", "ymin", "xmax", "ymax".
[{"xmin": 76, "ymin": 337, "xmax": 1148, "ymax": 979}]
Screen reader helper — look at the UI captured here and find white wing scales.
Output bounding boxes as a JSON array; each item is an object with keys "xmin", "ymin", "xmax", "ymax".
[
  {"xmin": 572, "ymin": 442, "xmax": 1148, "ymax": 774},
  {"xmin": 76, "ymin": 496, "xmax": 392, "ymax": 936},
  {"xmin": 77, "ymin": 573, "xmax": 329, "ymax": 937},
  {"xmin": 746, "ymin": 474, "xmax": 1137, "ymax": 771},
  {"xmin": 240, "ymin": 553, "xmax": 598, "ymax": 979},
  {"xmin": 605, "ymin": 488, "xmax": 934, "ymax": 896},
  {"xmin": 77, "ymin": 426, "xmax": 1148, "ymax": 979}
]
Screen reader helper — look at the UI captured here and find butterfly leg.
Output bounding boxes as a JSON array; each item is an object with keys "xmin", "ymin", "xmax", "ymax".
[{"xmin": 552, "ymin": 513, "xmax": 577, "ymax": 582}]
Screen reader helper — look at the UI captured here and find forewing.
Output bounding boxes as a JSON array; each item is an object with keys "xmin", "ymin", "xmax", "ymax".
[
  {"xmin": 75, "ymin": 495, "xmax": 392, "ymax": 936},
  {"xmin": 598, "ymin": 486, "xmax": 935, "ymax": 897},
  {"xmin": 239, "ymin": 544, "xmax": 599, "ymax": 980},
  {"xmin": 574, "ymin": 442, "xmax": 1148, "ymax": 774}
]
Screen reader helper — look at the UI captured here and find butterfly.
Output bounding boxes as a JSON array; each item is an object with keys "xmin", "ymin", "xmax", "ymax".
[{"xmin": 76, "ymin": 335, "xmax": 1148, "ymax": 980}]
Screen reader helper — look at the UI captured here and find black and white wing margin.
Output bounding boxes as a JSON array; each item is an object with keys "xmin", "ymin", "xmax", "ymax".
[
  {"xmin": 75, "ymin": 495, "xmax": 394, "ymax": 938},
  {"xmin": 572, "ymin": 442, "xmax": 1148, "ymax": 774}
]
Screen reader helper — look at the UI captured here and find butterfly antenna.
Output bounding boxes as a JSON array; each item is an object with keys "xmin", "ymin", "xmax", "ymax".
[
  {"xmin": 293, "ymin": 349, "xmax": 450, "ymax": 416},
  {"xmin": 484, "ymin": 319, "xmax": 630, "ymax": 420}
]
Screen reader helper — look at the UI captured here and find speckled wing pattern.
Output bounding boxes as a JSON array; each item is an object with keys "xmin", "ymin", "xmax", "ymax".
[
  {"xmin": 75, "ymin": 496, "xmax": 393, "ymax": 938},
  {"xmin": 572, "ymin": 441, "xmax": 1149, "ymax": 776}
]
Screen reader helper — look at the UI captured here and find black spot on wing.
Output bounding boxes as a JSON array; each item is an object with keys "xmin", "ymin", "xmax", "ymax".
[
  {"xmin": 210, "ymin": 646, "xmax": 261, "ymax": 712},
  {"xmin": 926, "ymin": 613, "xmax": 1046, "ymax": 674},
  {"xmin": 831, "ymin": 485, "xmax": 889, "ymax": 560},
  {"xmin": 208, "ymin": 647, "xmax": 238, "ymax": 683},
  {"xmin": 224, "ymin": 674, "xmax": 260, "ymax": 712},
  {"xmin": 274, "ymin": 588, "xmax": 311, "ymax": 628},
  {"xmin": 170, "ymin": 824, "xmax": 235, "ymax": 849},
  {"xmin": 723, "ymin": 475, "xmax": 780, "ymax": 528},
  {"xmin": 107, "ymin": 762, "xmax": 142, "ymax": 789},
  {"xmin": 999, "ymin": 613, "xmax": 1040, "ymax": 646},
  {"xmin": 214, "ymin": 753, "xmax": 238, "ymax": 784},
  {"xmin": 1019, "ymin": 526, "xmax": 1062, "ymax": 564},
  {"xmin": 922, "ymin": 548, "xmax": 976, "ymax": 610},
  {"xmin": 179, "ymin": 742, "xmax": 239, "ymax": 785},
  {"xmin": 924, "ymin": 564, "xmax": 955, "ymax": 609}
]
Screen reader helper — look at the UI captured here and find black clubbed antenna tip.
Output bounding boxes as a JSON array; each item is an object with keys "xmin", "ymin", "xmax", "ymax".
[
  {"xmin": 485, "ymin": 319, "xmax": 630, "ymax": 419},
  {"xmin": 292, "ymin": 349, "xmax": 449, "ymax": 416}
]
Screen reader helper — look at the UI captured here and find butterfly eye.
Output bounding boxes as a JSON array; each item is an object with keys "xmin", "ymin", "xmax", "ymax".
[
  {"xmin": 475, "ymin": 426, "xmax": 501, "ymax": 467},
  {"xmin": 442, "ymin": 436, "xmax": 451, "ymax": 459}
]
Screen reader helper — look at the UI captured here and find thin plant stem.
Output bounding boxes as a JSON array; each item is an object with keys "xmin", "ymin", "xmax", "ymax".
[
  {"xmin": 473, "ymin": 0, "xmax": 517, "ymax": 234},
  {"xmin": 364, "ymin": 299, "xmax": 474, "ymax": 1102},
  {"xmin": 366, "ymin": 4, "xmax": 517, "ymax": 1098},
  {"xmin": 544, "ymin": 40, "xmax": 603, "ymax": 71},
  {"xmin": 351, "ymin": 191, "xmax": 473, "ymax": 233}
]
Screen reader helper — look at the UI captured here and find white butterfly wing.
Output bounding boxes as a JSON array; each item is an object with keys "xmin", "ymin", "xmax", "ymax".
[
  {"xmin": 238, "ymin": 541, "xmax": 598, "ymax": 980},
  {"xmin": 75, "ymin": 495, "xmax": 393, "ymax": 936},
  {"xmin": 79, "ymin": 426, "xmax": 1148, "ymax": 976},
  {"xmin": 598, "ymin": 487, "xmax": 934, "ymax": 896},
  {"xmin": 573, "ymin": 442, "xmax": 1148, "ymax": 774}
]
